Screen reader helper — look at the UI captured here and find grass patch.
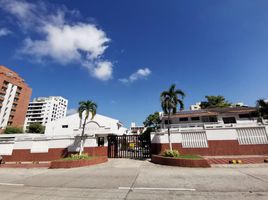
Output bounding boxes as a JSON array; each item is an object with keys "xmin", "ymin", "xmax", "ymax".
[
  {"xmin": 59, "ymin": 153, "xmax": 94, "ymax": 161},
  {"xmin": 60, "ymin": 156, "xmax": 94, "ymax": 161},
  {"xmin": 177, "ymin": 155, "xmax": 203, "ymax": 160}
]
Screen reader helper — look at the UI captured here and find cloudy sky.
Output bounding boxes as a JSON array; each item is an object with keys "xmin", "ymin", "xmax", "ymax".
[{"xmin": 0, "ymin": 0, "xmax": 268, "ymax": 126}]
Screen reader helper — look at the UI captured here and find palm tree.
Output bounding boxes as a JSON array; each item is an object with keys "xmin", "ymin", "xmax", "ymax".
[
  {"xmin": 78, "ymin": 100, "xmax": 97, "ymax": 155},
  {"xmin": 257, "ymin": 99, "xmax": 268, "ymax": 121},
  {"xmin": 160, "ymin": 84, "xmax": 185, "ymax": 151}
]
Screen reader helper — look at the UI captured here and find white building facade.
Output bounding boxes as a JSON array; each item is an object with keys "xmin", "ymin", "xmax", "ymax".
[
  {"xmin": 0, "ymin": 112, "xmax": 127, "ymax": 162},
  {"xmin": 152, "ymin": 107, "xmax": 268, "ymax": 156},
  {"xmin": 24, "ymin": 96, "xmax": 68, "ymax": 130}
]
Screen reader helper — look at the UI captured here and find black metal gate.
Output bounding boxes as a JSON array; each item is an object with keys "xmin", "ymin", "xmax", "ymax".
[{"xmin": 107, "ymin": 135, "xmax": 151, "ymax": 159}]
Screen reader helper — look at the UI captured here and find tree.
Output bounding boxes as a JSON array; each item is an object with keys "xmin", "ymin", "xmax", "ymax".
[
  {"xmin": 143, "ymin": 112, "xmax": 161, "ymax": 130},
  {"xmin": 160, "ymin": 84, "xmax": 185, "ymax": 151},
  {"xmin": 256, "ymin": 99, "xmax": 268, "ymax": 120},
  {"xmin": 78, "ymin": 100, "xmax": 97, "ymax": 155},
  {"xmin": 4, "ymin": 127, "xmax": 23, "ymax": 134},
  {"xmin": 142, "ymin": 112, "xmax": 161, "ymax": 143},
  {"xmin": 200, "ymin": 95, "xmax": 231, "ymax": 109},
  {"xmin": 28, "ymin": 123, "xmax": 45, "ymax": 134}
]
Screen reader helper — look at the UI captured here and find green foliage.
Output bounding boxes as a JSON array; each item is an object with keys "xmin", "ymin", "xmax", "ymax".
[
  {"xmin": 160, "ymin": 84, "xmax": 185, "ymax": 115},
  {"xmin": 78, "ymin": 100, "xmax": 98, "ymax": 121},
  {"xmin": 4, "ymin": 127, "xmax": 23, "ymax": 134},
  {"xmin": 200, "ymin": 95, "xmax": 231, "ymax": 109},
  {"xmin": 257, "ymin": 99, "xmax": 268, "ymax": 119},
  {"xmin": 163, "ymin": 149, "xmax": 180, "ymax": 158},
  {"xmin": 143, "ymin": 112, "xmax": 161, "ymax": 129},
  {"xmin": 140, "ymin": 127, "xmax": 153, "ymax": 141},
  {"xmin": 28, "ymin": 123, "xmax": 45, "ymax": 134},
  {"xmin": 62, "ymin": 153, "xmax": 91, "ymax": 160},
  {"xmin": 78, "ymin": 100, "xmax": 98, "ymax": 155}
]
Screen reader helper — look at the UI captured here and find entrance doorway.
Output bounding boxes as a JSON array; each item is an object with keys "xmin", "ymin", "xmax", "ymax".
[{"xmin": 107, "ymin": 135, "xmax": 151, "ymax": 159}]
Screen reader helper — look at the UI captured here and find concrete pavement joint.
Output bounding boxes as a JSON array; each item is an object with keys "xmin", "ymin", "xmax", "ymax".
[
  {"xmin": 123, "ymin": 162, "xmax": 142, "ymax": 200},
  {"xmin": 119, "ymin": 187, "xmax": 196, "ymax": 191},
  {"xmin": 0, "ymin": 182, "xmax": 24, "ymax": 186},
  {"xmin": 236, "ymin": 169, "xmax": 268, "ymax": 184}
]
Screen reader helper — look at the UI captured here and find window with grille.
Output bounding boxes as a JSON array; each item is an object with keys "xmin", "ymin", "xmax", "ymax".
[
  {"xmin": 237, "ymin": 127, "xmax": 268, "ymax": 145},
  {"xmin": 181, "ymin": 131, "xmax": 208, "ymax": 148}
]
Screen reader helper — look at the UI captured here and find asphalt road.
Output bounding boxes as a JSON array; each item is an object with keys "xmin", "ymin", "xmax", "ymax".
[{"xmin": 0, "ymin": 159, "xmax": 268, "ymax": 199}]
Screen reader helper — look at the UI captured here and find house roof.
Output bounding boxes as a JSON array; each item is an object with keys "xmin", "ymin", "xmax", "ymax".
[{"xmin": 162, "ymin": 107, "xmax": 257, "ymax": 119}]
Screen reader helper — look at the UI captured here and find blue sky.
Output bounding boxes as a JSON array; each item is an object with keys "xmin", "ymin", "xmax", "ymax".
[{"xmin": 0, "ymin": 0, "xmax": 268, "ymax": 127}]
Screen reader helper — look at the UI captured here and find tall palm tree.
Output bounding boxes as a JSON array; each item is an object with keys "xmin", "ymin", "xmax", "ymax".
[
  {"xmin": 78, "ymin": 100, "xmax": 97, "ymax": 155},
  {"xmin": 160, "ymin": 84, "xmax": 185, "ymax": 151},
  {"xmin": 257, "ymin": 99, "xmax": 268, "ymax": 121}
]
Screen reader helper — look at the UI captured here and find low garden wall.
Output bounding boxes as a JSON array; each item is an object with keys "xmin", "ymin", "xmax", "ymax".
[
  {"xmin": 151, "ymin": 154, "xmax": 211, "ymax": 168},
  {"xmin": 2, "ymin": 147, "xmax": 108, "ymax": 162},
  {"xmin": 50, "ymin": 156, "xmax": 108, "ymax": 169}
]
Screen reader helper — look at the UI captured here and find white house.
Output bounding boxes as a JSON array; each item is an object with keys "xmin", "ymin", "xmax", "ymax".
[
  {"xmin": 152, "ymin": 107, "xmax": 268, "ymax": 156},
  {"xmin": 45, "ymin": 112, "xmax": 127, "ymax": 137},
  {"xmin": 0, "ymin": 112, "xmax": 127, "ymax": 162}
]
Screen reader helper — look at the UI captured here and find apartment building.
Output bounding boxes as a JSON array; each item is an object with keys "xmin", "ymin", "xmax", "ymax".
[
  {"xmin": 0, "ymin": 65, "xmax": 32, "ymax": 131},
  {"xmin": 24, "ymin": 96, "xmax": 68, "ymax": 130}
]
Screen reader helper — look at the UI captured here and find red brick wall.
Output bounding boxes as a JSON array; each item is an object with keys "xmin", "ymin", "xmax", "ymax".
[
  {"xmin": 2, "ymin": 147, "xmax": 108, "ymax": 162},
  {"xmin": 151, "ymin": 141, "xmax": 268, "ymax": 156},
  {"xmin": 151, "ymin": 155, "xmax": 211, "ymax": 168}
]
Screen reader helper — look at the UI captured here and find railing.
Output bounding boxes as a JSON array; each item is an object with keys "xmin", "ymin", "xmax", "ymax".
[{"xmin": 160, "ymin": 122, "xmax": 264, "ymax": 130}]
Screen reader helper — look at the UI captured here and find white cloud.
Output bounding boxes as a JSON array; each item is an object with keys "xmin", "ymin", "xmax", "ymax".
[
  {"xmin": 22, "ymin": 24, "xmax": 110, "ymax": 64},
  {"xmin": 0, "ymin": 0, "xmax": 113, "ymax": 81},
  {"xmin": 66, "ymin": 108, "xmax": 77, "ymax": 116},
  {"xmin": 119, "ymin": 68, "xmax": 152, "ymax": 83},
  {"xmin": 0, "ymin": 28, "xmax": 11, "ymax": 37},
  {"xmin": 92, "ymin": 61, "xmax": 113, "ymax": 81}
]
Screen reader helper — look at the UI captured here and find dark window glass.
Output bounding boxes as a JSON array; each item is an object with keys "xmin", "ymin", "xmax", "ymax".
[
  {"xmin": 62, "ymin": 125, "xmax": 68, "ymax": 128},
  {"xmin": 179, "ymin": 117, "xmax": 188, "ymax": 121},
  {"xmin": 98, "ymin": 137, "xmax": 105, "ymax": 146},
  {"xmin": 202, "ymin": 116, "xmax": 218, "ymax": 123},
  {"xmin": 191, "ymin": 117, "xmax": 200, "ymax": 121},
  {"xmin": 239, "ymin": 114, "xmax": 250, "ymax": 119},
  {"xmin": 223, "ymin": 117, "xmax": 236, "ymax": 124},
  {"xmin": 164, "ymin": 120, "xmax": 171, "ymax": 124}
]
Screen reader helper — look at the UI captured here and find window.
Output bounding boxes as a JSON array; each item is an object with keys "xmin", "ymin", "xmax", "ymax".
[
  {"xmin": 179, "ymin": 117, "xmax": 188, "ymax": 122},
  {"xmin": 98, "ymin": 137, "xmax": 105, "ymax": 146},
  {"xmin": 239, "ymin": 114, "xmax": 251, "ymax": 119},
  {"xmin": 164, "ymin": 120, "xmax": 171, "ymax": 124},
  {"xmin": 191, "ymin": 117, "xmax": 200, "ymax": 121},
  {"xmin": 62, "ymin": 125, "xmax": 68, "ymax": 128},
  {"xmin": 202, "ymin": 116, "xmax": 218, "ymax": 123},
  {"xmin": 223, "ymin": 117, "xmax": 236, "ymax": 124}
]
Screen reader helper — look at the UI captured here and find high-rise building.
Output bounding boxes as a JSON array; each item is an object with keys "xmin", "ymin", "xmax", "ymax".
[
  {"xmin": 190, "ymin": 102, "xmax": 201, "ymax": 111},
  {"xmin": 24, "ymin": 96, "xmax": 68, "ymax": 130},
  {"xmin": 0, "ymin": 65, "xmax": 32, "ymax": 131}
]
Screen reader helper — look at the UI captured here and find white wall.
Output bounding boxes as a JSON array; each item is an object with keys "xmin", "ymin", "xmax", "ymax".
[
  {"xmin": 45, "ymin": 113, "xmax": 127, "ymax": 136},
  {"xmin": 0, "ymin": 134, "xmax": 102, "ymax": 155},
  {"xmin": 151, "ymin": 125, "xmax": 268, "ymax": 144}
]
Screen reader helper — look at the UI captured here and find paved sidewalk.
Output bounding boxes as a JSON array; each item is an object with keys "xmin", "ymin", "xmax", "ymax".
[
  {"xmin": 0, "ymin": 159, "xmax": 268, "ymax": 199},
  {"xmin": 204, "ymin": 155, "xmax": 268, "ymax": 164}
]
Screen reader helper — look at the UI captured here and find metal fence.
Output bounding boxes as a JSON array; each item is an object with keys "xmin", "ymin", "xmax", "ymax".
[{"xmin": 107, "ymin": 135, "xmax": 151, "ymax": 159}]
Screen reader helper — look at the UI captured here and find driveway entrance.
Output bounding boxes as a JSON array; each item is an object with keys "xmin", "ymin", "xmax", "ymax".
[{"xmin": 107, "ymin": 135, "xmax": 151, "ymax": 159}]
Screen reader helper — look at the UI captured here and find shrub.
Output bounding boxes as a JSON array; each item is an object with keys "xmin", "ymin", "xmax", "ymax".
[
  {"xmin": 163, "ymin": 149, "xmax": 180, "ymax": 158},
  {"xmin": 4, "ymin": 127, "xmax": 23, "ymax": 134},
  {"xmin": 62, "ymin": 153, "xmax": 91, "ymax": 161},
  {"xmin": 28, "ymin": 123, "xmax": 45, "ymax": 134}
]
